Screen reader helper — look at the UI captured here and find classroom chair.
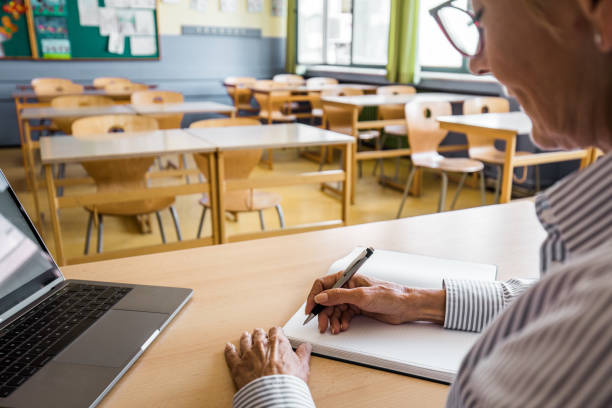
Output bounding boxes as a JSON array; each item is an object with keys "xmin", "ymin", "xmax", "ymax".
[
  {"xmin": 463, "ymin": 97, "xmax": 538, "ymax": 202},
  {"xmin": 33, "ymin": 81, "xmax": 85, "ymax": 102},
  {"xmin": 50, "ymin": 95, "xmax": 115, "ymax": 135},
  {"xmin": 93, "ymin": 77, "xmax": 132, "ymax": 89},
  {"xmin": 306, "ymin": 77, "xmax": 339, "ymax": 121},
  {"xmin": 397, "ymin": 101, "xmax": 486, "ymax": 217},
  {"xmin": 252, "ymin": 80, "xmax": 296, "ymax": 123},
  {"xmin": 31, "ymin": 78, "xmax": 74, "ymax": 87},
  {"xmin": 224, "ymin": 77, "xmax": 258, "ymax": 115},
  {"xmin": 321, "ymin": 87, "xmax": 381, "ymax": 178},
  {"xmin": 104, "ymin": 82, "xmax": 149, "ymax": 94},
  {"xmin": 272, "ymin": 74, "xmax": 305, "ymax": 85},
  {"xmin": 71, "ymin": 115, "xmax": 182, "ymax": 254},
  {"xmin": 189, "ymin": 118, "xmax": 286, "ymax": 238}
]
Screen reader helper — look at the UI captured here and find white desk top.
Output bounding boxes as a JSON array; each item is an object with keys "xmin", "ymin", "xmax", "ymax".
[
  {"xmin": 249, "ymin": 83, "xmax": 379, "ymax": 93},
  {"xmin": 13, "ymin": 90, "xmax": 133, "ymax": 99},
  {"xmin": 187, "ymin": 123, "xmax": 355, "ymax": 151},
  {"xmin": 40, "ymin": 130, "xmax": 216, "ymax": 164},
  {"xmin": 131, "ymin": 101, "xmax": 236, "ymax": 115},
  {"xmin": 322, "ymin": 92, "xmax": 474, "ymax": 107},
  {"xmin": 437, "ymin": 112, "xmax": 533, "ymax": 135},
  {"xmin": 21, "ymin": 105, "xmax": 134, "ymax": 120}
]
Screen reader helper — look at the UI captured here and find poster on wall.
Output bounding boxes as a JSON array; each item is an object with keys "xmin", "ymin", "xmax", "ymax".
[
  {"xmin": 31, "ymin": 0, "xmax": 66, "ymax": 16},
  {"xmin": 41, "ymin": 38, "xmax": 70, "ymax": 58},
  {"xmin": 247, "ymin": 0, "xmax": 262, "ymax": 13},
  {"xmin": 77, "ymin": 0, "xmax": 99, "ymax": 26},
  {"xmin": 190, "ymin": 0, "xmax": 207, "ymax": 12},
  {"xmin": 220, "ymin": 0, "xmax": 237, "ymax": 13},
  {"xmin": 271, "ymin": 0, "xmax": 284, "ymax": 17}
]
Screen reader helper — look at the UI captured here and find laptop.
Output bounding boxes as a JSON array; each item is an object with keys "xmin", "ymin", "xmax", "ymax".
[{"xmin": 0, "ymin": 170, "xmax": 193, "ymax": 408}]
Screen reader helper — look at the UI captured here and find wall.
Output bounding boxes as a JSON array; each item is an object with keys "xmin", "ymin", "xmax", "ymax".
[{"xmin": 0, "ymin": 0, "xmax": 287, "ymax": 146}]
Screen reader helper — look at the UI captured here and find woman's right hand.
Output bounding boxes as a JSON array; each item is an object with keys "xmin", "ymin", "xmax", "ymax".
[{"xmin": 305, "ymin": 271, "xmax": 447, "ymax": 334}]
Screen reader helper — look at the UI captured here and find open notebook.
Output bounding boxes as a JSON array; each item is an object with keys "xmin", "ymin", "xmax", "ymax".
[{"xmin": 283, "ymin": 248, "xmax": 497, "ymax": 383}]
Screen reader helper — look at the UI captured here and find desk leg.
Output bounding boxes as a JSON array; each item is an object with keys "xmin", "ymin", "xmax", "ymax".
[
  {"xmin": 266, "ymin": 96, "xmax": 274, "ymax": 169},
  {"xmin": 350, "ymin": 107, "xmax": 359, "ymax": 205},
  {"xmin": 44, "ymin": 165, "xmax": 65, "ymax": 266},
  {"xmin": 24, "ymin": 121, "xmax": 43, "ymax": 227},
  {"xmin": 579, "ymin": 147, "xmax": 594, "ymax": 169},
  {"xmin": 342, "ymin": 143, "xmax": 352, "ymax": 225},
  {"xmin": 216, "ymin": 151, "xmax": 227, "ymax": 244},
  {"xmin": 500, "ymin": 135, "xmax": 517, "ymax": 203},
  {"xmin": 16, "ymin": 100, "xmax": 33, "ymax": 194},
  {"xmin": 207, "ymin": 153, "xmax": 220, "ymax": 245}
]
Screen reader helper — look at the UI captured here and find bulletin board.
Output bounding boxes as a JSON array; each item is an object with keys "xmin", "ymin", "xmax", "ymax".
[
  {"xmin": 0, "ymin": 0, "xmax": 160, "ymax": 60},
  {"xmin": 0, "ymin": 1, "xmax": 32, "ymax": 58}
]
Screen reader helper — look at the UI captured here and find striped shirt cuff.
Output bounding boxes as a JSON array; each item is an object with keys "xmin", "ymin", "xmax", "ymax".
[
  {"xmin": 443, "ymin": 279, "xmax": 505, "ymax": 332},
  {"xmin": 234, "ymin": 375, "xmax": 316, "ymax": 408}
]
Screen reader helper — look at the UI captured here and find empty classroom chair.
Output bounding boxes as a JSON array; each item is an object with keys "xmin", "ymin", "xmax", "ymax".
[
  {"xmin": 93, "ymin": 77, "xmax": 132, "ymax": 89},
  {"xmin": 397, "ymin": 101, "xmax": 486, "ymax": 217},
  {"xmin": 252, "ymin": 80, "xmax": 296, "ymax": 123},
  {"xmin": 33, "ymin": 81, "xmax": 84, "ymax": 102},
  {"xmin": 321, "ymin": 87, "xmax": 381, "ymax": 177},
  {"xmin": 224, "ymin": 77, "xmax": 258, "ymax": 114},
  {"xmin": 306, "ymin": 77, "xmax": 339, "ymax": 120},
  {"xmin": 31, "ymin": 77, "xmax": 74, "ymax": 87},
  {"xmin": 50, "ymin": 95, "xmax": 115, "ymax": 135},
  {"xmin": 104, "ymin": 82, "xmax": 149, "ymax": 95},
  {"xmin": 189, "ymin": 118, "xmax": 285, "ymax": 238},
  {"xmin": 272, "ymin": 74, "xmax": 305, "ymax": 85},
  {"xmin": 71, "ymin": 115, "xmax": 182, "ymax": 254},
  {"xmin": 130, "ymin": 90, "xmax": 184, "ymax": 129},
  {"xmin": 377, "ymin": 85, "xmax": 416, "ymax": 137},
  {"xmin": 463, "ymin": 97, "xmax": 538, "ymax": 201}
]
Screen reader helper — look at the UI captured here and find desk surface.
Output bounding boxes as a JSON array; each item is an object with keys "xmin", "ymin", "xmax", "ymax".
[
  {"xmin": 437, "ymin": 112, "xmax": 533, "ymax": 135},
  {"xmin": 40, "ymin": 130, "xmax": 215, "ymax": 164},
  {"xmin": 248, "ymin": 83, "xmax": 379, "ymax": 93},
  {"xmin": 60, "ymin": 201, "xmax": 544, "ymax": 408},
  {"xmin": 13, "ymin": 90, "xmax": 134, "ymax": 99},
  {"xmin": 131, "ymin": 101, "xmax": 236, "ymax": 115},
  {"xmin": 322, "ymin": 93, "xmax": 473, "ymax": 107},
  {"xmin": 187, "ymin": 123, "xmax": 354, "ymax": 150}
]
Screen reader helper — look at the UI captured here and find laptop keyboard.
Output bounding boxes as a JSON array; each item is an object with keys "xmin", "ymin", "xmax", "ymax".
[{"xmin": 0, "ymin": 283, "xmax": 132, "ymax": 398}]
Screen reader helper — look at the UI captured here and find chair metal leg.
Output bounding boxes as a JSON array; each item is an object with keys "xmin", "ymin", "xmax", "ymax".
[
  {"xmin": 396, "ymin": 166, "xmax": 418, "ymax": 219},
  {"xmin": 275, "ymin": 204, "xmax": 286, "ymax": 228},
  {"xmin": 450, "ymin": 173, "xmax": 468, "ymax": 210},
  {"xmin": 318, "ymin": 146, "xmax": 328, "ymax": 171},
  {"xmin": 96, "ymin": 214, "xmax": 104, "ymax": 254},
  {"xmin": 182, "ymin": 153, "xmax": 190, "ymax": 184},
  {"xmin": 438, "ymin": 172, "xmax": 448, "ymax": 213},
  {"xmin": 479, "ymin": 170, "xmax": 486, "ymax": 205},
  {"xmin": 156, "ymin": 211, "xmax": 166, "ymax": 244},
  {"xmin": 169, "ymin": 206, "xmax": 182, "ymax": 241},
  {"xmin": 84, "ymin": 212, "xmax": 93, "ymax": 255},
  {"xmin": 156, "ymin": 156, "xmax": 163, "ymax": 170},
  {"xmin": 357, "ymin": 139, "xmax": 363, "ymax": 178},
  {"xmin": 373, "ymin": 135, "xmax": 385, "ymax": 177},
  {"xmin": 197, "ymin": 207, "xmax": 207, "ymax": 239},
  {"xmin": 258, "ymin": 210, "xmax": 266, "ymax": 231},
  {"xmin": 57, "ymin": 163, "xmax": 65, "ymax": 197},
  {"xmin": 494, "ymin": 165, "xmax": 502, "ymax": 204}
]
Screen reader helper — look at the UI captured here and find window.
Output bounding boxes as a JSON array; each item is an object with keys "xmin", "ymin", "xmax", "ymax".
[
  {"xmin": 297, "ymin": 0, "xmax": 391, "ymax": 68},
  {"xmin": 418, "ymin": 0, "xmax": 470, "ymax": 72}
]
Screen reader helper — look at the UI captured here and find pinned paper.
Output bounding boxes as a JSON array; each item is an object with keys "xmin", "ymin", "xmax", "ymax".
[
  {"xmin": 220, "ymin": 0, "xmax": 237, "ymax": 13},
  {"xmin": 190, "ymin": 0, "xmax": 208, "ymax": 12},
  {"xmin": 247, "ymin": 0, "xmax": 262, "ymax": 13},
  {"xmin": 99, "ymin": 7, "xmax": 118, "ymax": 35},
  {"xmin": 271, "ymin": 0, "xmax": 284, "ymax": 16},
  {"xmin": 135, "ymin": 10, "xmax": 154, "ymax": 35},
  {"xmin": 108, "ymin": 32, "xmax": 125, "ymax": 54},
  {"xmin": 41, "ymin": 38, "xmax": 71, "ymax": 59},
  {"xmin": 78, "ymin": 0, "xmax": 100, "ymax": 26},
  {"xmin": 131, "ymin": 0, "xmax": 156, "ymax": 8},
  {"xmin": 130, "ymin": 36, "xmax": 156, "ymax": 56}
]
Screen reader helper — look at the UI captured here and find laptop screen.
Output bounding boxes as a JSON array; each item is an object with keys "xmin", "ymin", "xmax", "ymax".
[{"xmin": 0, "ymin": 173, "xmax": 62, "ymax": 320}]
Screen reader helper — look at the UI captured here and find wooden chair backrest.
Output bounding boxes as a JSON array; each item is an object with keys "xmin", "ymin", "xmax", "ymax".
[
  {"xmin": 50, "ymin": 95, "xmax": 114, "ymax": 134},
  {"xmin": 131, "ymin": 91, "xmax": 184, "ymax": 129},
  {"xmin": 93, "ymin": 77, "xmax": 132, "ymax": 89},
  {"xmin": 377, "ymin": 85, "xmax": 417, "ymax": 120},
  {"xmin": 71, "ymin": 115, "xmax": 159, "ymax": 193},
  {"xmin": 252, "ymin": 80, "xmax": 291, "ymax": 114},
  {"xmin": 31, "ymin": 78, "xmax": 73, "ymax": 87},
  {"xmin": 33, "ymin": 82, "xmax": 84, "ymax": 101},
  {"xmin": 322, "ymin": 88, "xmax": 364, "ymax": 131},
  {"xmin": 463, "ymin": 97, "xmax": 510, "ymax": 151},
  {"xmin": 307, "ymin": 77, "xmax": 339, "ymax": 109},
  {"xmin": 190, "ymin": 118, "xmax": 263, "ymax": 181},
  {"xmin": 404, "ymin": 101, "xmax": 452, "ymax": 155},
  {"xmin": 273, "ymin": 74, "xmax": 305, "ymax": 84},
  {"xmin": 224, "ymin": 77, "xmax": 256, "ymax": 106},
  {"xmin": 104, "ymin": 82, "xmax": 149, "ymax": 94}
]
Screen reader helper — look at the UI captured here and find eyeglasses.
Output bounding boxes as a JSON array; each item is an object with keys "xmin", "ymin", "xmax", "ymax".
[{"xmin": 429, "ymin": 0, "xmax": 484, "ymax": 57}]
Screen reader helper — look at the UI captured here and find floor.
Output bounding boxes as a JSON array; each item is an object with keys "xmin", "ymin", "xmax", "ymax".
[{"xmin": 1, "ymin": 147, "xmax": 501, "ymax": 263}]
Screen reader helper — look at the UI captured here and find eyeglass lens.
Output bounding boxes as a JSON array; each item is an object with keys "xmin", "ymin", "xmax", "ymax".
[{"xmin": 437, "ymin": 7, "xmax": 481, "ymax": 56}]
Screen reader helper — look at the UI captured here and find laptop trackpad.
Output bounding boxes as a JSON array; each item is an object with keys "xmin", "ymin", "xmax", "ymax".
[{"xmin": 54, "ymin": 309, "xmax": 169, "ymax": 367}]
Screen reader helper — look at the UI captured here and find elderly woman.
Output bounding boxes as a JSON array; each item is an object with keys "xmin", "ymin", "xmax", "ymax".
[{"xmin": 224, "ymin": 0, "xmax": 612, "ymax": 406}]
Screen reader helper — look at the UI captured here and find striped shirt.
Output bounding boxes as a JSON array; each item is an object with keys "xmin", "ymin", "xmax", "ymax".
[{"xmin": 234, "ymin": 154, "xmax": 612, "ymax": 408}]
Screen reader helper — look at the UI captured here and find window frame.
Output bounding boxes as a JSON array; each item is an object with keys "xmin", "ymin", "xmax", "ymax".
[{"xmin": 295, "ymin": 0, "xmax": 391, "ymax": 69}]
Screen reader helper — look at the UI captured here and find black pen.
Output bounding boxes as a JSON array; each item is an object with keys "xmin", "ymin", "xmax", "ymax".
[{"xmin": 303, "ymin": 247, "xmax": 375, "ymax": 325}]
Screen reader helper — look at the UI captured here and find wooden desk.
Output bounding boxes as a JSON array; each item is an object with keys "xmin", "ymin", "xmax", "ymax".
[
  {"xmin": 187, "ymin": 123, "xmax": 355, "ymax": 243},
  {"xmin": 437, "ymin": 112, "xmax": 592, "ymax": 203},
  {"xmin": 40, "ymin": 130, "xmax": 218, "ymax": 266},
  {"xmin": 60, "ymin": 201, "xmax": 544, "ymax": 408},
  {"xmin": 130, "ymin": 101, "xmax": 236, "ymax": 117},
  {"xmin": 320, "ymin": 93, "xmax": 475, "ymax": 203}
]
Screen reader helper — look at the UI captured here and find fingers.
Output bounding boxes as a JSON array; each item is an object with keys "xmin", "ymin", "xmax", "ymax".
[
  {"xmin": 318, "ymin": 306, "xmax": 333, "ymax": 333},
  {"xmin": 224, "ymin": 342, "xmax": 240, "ymax": 371},
  {"xmin": 305, "ymin": 271, "xmax": 344, "ymax": 314},
  {"xmin": 314, "ymin": 287, "xmax": 367, "ymax": 308},
  {"xmin": 252, "ymin": 328, "xmax": 267, "ymax": 359},
  {"xmin": 239, "ymin": 331, "xmax": 252, "ymax": 357},
  {"xmin": 340, "ymin": 307, "xmax": 355, "ymax": 331},
  {"xmin": 296, "ymin": 342, "xmax": 312, "ymax": 365},
  {"xmin": 268, "ymin": 326, "xmax": 283, "ymax": 359}
]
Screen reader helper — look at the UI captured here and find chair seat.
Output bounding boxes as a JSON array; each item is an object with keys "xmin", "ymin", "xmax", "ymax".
[
  {"xmin": 237, "ymin": 103, "xmax": 258, "ymax": 111},
  {"xmin": 200, "ymin": 190, "xmax": 281, "ymax": 212},
  {"xmin": 384, "ymin": 124, "xmax": 407, "ymax": 136},
  {"xmin": 86, "ymin": 197, "xmax": 175, "ymax": 216},
  {"xmin": 331, "ymin": 127, "xmax": 380, "ymax": 140},
  {"xmin": 470, "ymin": 146, "xmax": 532, "ymax": 165},
  {"xmin": 412, "ymin": 154, "xmax": 484, "ymax": 173},
  {"xmin": 258, "ymin": 111, "xmax": 296, "ymax": 122}
]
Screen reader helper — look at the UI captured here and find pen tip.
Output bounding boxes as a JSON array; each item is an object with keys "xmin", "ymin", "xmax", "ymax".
[{"xmin": 303, "ymin": 315, "xmax": 314, "ymax": 325}]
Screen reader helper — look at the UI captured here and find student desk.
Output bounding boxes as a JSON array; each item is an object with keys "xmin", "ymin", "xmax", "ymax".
[
  {"xmin": 59, "ymin": 200, "xmax": 544, "ymax": 408},
  {"xmin": 436, "ymin": 112, "xmax": 592, "ymax": 203},
  {"xmin": 19, "ymin": 102, "xmax": 237, "ymax": 227},
  {"xmin": 320, "ymin": 93, "xmax": 475, "ymax": 202},
  {"xmin": 186, "ymin": 123, "xmax": 354, "ymax": 243}
]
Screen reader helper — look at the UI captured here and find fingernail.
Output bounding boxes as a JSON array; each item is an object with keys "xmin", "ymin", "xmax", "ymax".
[{"xmin": 314, "ymin": 293, "xmax": 328, "ymax": 303}]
